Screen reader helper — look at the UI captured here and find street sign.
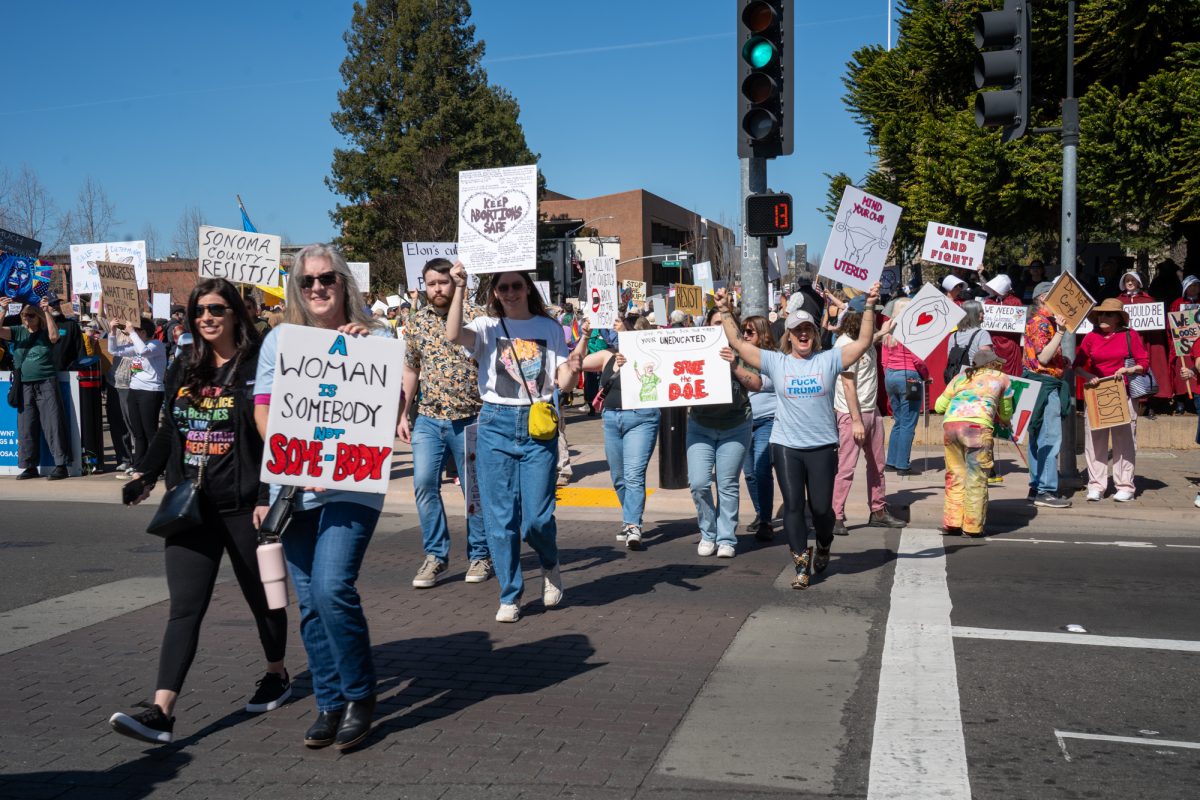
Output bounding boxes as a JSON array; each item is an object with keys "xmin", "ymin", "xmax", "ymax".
[{"xmin": 662, "ymin": 260, "xmax": 682, "ymax": 268}]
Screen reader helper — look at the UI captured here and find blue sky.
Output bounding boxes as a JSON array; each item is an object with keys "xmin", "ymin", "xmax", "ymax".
[{"xmin": 3, "ymin": 1, "xmax": 896, "ymax": 261}]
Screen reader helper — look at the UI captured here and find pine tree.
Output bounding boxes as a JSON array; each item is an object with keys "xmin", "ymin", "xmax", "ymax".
[{"xmin": 328, "ymin": 0, "xmax": 539, "ymax": 293}]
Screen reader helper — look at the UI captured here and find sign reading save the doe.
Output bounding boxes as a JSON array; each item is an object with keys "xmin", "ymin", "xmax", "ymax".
[{"xmin": 261, "ymin": 325, "xmax": 402, "ymax": 494}]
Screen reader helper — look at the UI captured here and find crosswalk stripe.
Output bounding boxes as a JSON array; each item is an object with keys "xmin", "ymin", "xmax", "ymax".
[{"xmin": 952, "ymin": 626, "xmax": 1200, "ymax": 652}]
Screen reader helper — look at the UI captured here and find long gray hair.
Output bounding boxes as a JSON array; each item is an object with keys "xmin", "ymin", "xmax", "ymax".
[
  {"xmin": 959, "ymin": 300, "xmax": 983, "ymax": 330},
  {"xmin": 284, "ymin": 243, "xmax": 384, "ymax": 331}
]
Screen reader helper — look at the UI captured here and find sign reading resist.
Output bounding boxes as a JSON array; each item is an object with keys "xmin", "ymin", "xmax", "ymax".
[
  {"xmin": 198, "ymin": 225, "xmax": 282, "ymax": 287},
  {"xmin": 261, "ymin": 325, "xmax": 402, "ymax": 494}
]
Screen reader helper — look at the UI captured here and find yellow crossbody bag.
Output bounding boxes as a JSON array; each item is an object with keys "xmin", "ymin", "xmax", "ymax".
[{"xmin": 500, "ymin": 317, "xmax": 559, "ymax": 441}]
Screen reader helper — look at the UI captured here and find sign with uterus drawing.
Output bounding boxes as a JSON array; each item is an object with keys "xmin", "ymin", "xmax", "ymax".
[{"xmin": 818, "ymin": 185, "xmax": 902, "ymax": 292}]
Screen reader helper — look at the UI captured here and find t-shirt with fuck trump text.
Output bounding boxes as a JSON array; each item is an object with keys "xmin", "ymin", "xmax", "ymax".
[
  {"xmin": 758, "ymin": 347, "xmax": 845, "ymax": 450},
  {"xmin": 466, "ymin": 315, "xmax": 568, "ymax": 405}
]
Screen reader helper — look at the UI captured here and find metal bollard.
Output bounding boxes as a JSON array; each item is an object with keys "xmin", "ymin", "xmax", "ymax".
[{"xmin": 658, "ymin": 406, "xmax": 689, "ymax": 490}]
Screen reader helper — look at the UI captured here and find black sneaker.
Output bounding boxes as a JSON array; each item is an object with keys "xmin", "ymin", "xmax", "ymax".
[
  {"xmin": 1033, "ymin": 492, "xmax": 1072, "ymax": 509},
  {"xmin": 245, "ymin": 671, "xmax": 292, "ymax": 713},
  {"xmin": 1027, "ymin": 487, "xmax": 1037, "ymax": 501},
  {"xmin": 832, "ymin": 518, "xmax": 849, "ymax": 537},
  {"xmin": 109, "ymin": 702, "xmax": 174, "ymax": 744},
  {"xmin": 14, "ymin": 467, "xmax": 37, "ymax": 480}
]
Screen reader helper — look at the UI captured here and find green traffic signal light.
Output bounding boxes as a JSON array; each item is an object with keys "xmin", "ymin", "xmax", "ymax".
[{"xmin": 741, "ymin": 36, "xmax": 778, "ymax": 69}]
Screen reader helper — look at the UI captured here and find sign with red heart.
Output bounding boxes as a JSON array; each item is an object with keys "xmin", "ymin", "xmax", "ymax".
[{"xmin": 892, "ymin": 282, "xmax": 966, "ymax": 361}]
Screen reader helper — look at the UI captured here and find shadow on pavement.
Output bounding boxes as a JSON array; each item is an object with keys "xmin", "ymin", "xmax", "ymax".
[
  {"xmin": 559, "ymin": 563, "xmax": 723, "ymax": 606},
  {"xmin": 0, "ymin": 752, "xmax": 192, "ymax": 800}
]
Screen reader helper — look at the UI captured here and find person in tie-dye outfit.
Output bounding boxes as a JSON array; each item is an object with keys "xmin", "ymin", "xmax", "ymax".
[{"xmin": 933, "ymin": 349, "xmax": 1013, "ymax": 537}]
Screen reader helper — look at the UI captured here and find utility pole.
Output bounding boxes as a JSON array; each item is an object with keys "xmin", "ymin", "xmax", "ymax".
[
  {"xmin": 1059, "ymin": 0, "xmax": 1079, "ymax": 478},
  {"xmin": 740, "ymin": 157, "xmax": 769, "ymax": 317}
]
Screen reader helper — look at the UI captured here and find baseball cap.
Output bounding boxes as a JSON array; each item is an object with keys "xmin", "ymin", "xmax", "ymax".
[
  {"xmin": 1032, "ymin": 280, "xmax": 1055, "ymax": 300},
  {"xmin": 785, "ymin": 309, "xmax": 818, "ymax": 330}
]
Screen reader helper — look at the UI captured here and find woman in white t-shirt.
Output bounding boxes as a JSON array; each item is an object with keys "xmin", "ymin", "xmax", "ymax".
[
  {"xmin": 446, "ymin": 263, "xmax": 589, "ymax": 623},
  {"xmin": 716, "ymin": 282, "xmax": 881, "ymax": 589}
]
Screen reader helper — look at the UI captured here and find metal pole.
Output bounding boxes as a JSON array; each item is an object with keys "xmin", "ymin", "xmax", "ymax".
[
  {"xmin": 1059, "ymin": 0, "xmax": 1079, "ymax": 479},
  {"xmin": 740, "ymin": 157, "xmax": 769, "ymax": 317}
]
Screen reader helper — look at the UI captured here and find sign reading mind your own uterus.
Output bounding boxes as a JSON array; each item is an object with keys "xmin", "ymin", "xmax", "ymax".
[{"xmin": 818, "ymin": 185, "xmax": 903, "ymax": 292}]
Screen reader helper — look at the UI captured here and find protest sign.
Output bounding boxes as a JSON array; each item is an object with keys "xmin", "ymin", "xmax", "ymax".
[
  {"xmin": 386, "ymin": 294, "xmax": 403, "ymax": 308},
  {"xmin": 1126, "ymin": 302, "xmax": 1165, "ymax": 332},
  {"xmin": 462, "ymin": 422, "xmax": 482, "ymax": 518},
  {"xmin": 996, "ymin": 376, "xmax": 1042, "ymax": 444},
  {"xmin": 0, "ymin": 254, "xmax": 52, "ymax": 305},
  {"xmin": 622, "ymin": 279, "xmax": 647, "ymax": 305},
  {"xmin": 920, "ymin": 221, "xmax": 987, "ymax": 272},
  {"xmin": 818, "ymin": 185, "xmax": 902, "ymax": 291},
  {"xmin": 617, "ymin": 326, "xmax": 733, "ymax": 409},
  {"xmin": 1084, "ymin": 375, "xmax": 1131, "ymax": 431},
  {"xmin": 70, "ymin": 240, "xmax": 148, "ymax": 294},
  {"xmin": 584, "ymin": 256, "xmax": 618, "ymax": 327},
  {"xmin": 152, "ymin": 292, "xmax": 171, "ymax": 320},
  {"xmin": 767, "ymin": 245, "xmax": 783, "ymax": 281},
  {"xmin": 534, "ymin": 280, "xmax": 552, "ymax": 305},
  {"xmin": 260, "ymin": 324, "xmax": 402, "ymax": 494},
  {"xmin": 401, "ymin": 241, "xmax": 481, "ymax": 294},
  {"xmin": 457, "ymin": 164, "xmax": 537, "ymax": 275},
  {"xmin": 674, "ymin": 284, "xmax": 703, "ymax": 316},
  {"xmin": 1168, "ymin": 308, "xmax": 1200, "ymax": 357},
  {"xmin": 370, "ymin": 300, "xmax": 388, "ymax": 314},
  {"xmin": 880, "ymin": 266, "xmax": 900, "ymax": 297},
  {"xmin": 198, "ymin": 226, "xmax": 281, "ymax": 286},
  {"xmin": 347, "ymin": 262, "xmax": 370, "ymax": 293},
  {"xmin": 96, "ymin": 261, "xmax": 141, "ymax": 324},
  {"xmin": 1043, "ymin": 273, "xmax": 1095, "ymax": 332},
  {"xmin": 982, "ymin": 303, "xmax": 1027, "ymax": 334},
  {"xmin": 891, "ymin": 282, "xmax": 967, "ymax": 361},
  {"xmin": 651, "ymin": 294, "xmax": 668, "ymax": 325},
  {"xmin": 0, "ymin": 227, "xmax": 41, "ymax": 257},
  {"xmin": 692, "ymin": 261, "xmax": 714, "ymax": 295}
]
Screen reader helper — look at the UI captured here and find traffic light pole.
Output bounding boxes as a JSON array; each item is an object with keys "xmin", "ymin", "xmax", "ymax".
[
  {"xmin": 1059, "ymin": 0, "xmax": 1079, "ymax": 479},
  {"xmin": 740, "ymin": 156, "xmax": 769, "ymax": 318}
]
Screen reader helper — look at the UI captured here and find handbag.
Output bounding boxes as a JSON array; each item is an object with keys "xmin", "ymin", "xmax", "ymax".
[
  {"xmin": 500, "ymin": 317, "xmax": 559, "ymax": 441},
  {"xmin": 146, "ymin": 460, "xmax": 205, "ymax": 539},
  {"xmin": 6, "ymin": 365, "xmax": 20, "ymax": 409},
  {"xmin": 1124, "ymin": 331, "xmax": 1158, "ymax": 399}
]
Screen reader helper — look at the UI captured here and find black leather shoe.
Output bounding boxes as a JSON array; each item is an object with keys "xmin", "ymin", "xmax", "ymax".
[
  {"xmin": 14, "ymin": 468, "xmax": 37, "ymax": 480},
  {"xmin": 47, "ymin": 466, "xmax": 68, "ymax": 481},
  {"xmin": 303, "ymin": 709, "xmax": 344, "ymax": 748},
  {"xmin": 334, "ymin": 695, "xmax": 376, "ymax": 751}
]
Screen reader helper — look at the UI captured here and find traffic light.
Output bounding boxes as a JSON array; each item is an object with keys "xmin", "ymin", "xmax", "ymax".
[
  {"xmin": 737, "ymin": 1, "xmax": 794, "ymax": 158},
  {"xmin": 746, "ymin": 193, "xmax": 793, "ymax": 236},
  {"xmin": 973, "ymin": 0, "xmax": 1031, "ymax": 142}
]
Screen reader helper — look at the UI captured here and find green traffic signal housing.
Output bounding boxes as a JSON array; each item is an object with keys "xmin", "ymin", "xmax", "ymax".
[
  {"xmin": 737, "ymin": 1, "xmax": 794, "ymax": 158},
  {"xmin": 973, "ymin": 0, "xmax": 1031, "ymax": 142}
]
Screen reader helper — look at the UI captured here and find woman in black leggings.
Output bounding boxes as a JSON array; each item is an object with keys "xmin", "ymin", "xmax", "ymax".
[
  {"xmin": 108, "ymin": 279, "xmax": 290, "ymax": 744},
  {"xmin": 715, "ymin": 282, "xmax": 880, "ymax": 588}
]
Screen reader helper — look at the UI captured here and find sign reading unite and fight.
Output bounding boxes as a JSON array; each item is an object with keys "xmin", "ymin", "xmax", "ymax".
[
  {"xmin": 920, "ymin": 221, "xmax": 987, "ymax": 271},
  {"xmin": 198, "ymin": 225, "xmax": 282, "ymax": 287},
  {"xmin": 818, "ymin": 185, "xmax": 902, "ymax": 292},
  {"xmin": 261, "ymin": 325, "xmax": 402, "ymax": 494}
]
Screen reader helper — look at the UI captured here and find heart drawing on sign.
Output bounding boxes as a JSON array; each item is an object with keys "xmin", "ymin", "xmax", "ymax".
[
  {"xmin": 461, "ymin": 190, "xmax": 532, "ymax": 244},
  {"xmin": 917, "ymin": 312, "xmax": 934, "ymax": 326}
]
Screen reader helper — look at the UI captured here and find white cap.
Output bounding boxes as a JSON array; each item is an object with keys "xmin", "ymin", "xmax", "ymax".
[
  {"xmin": 984, "ymin": 274, "xmax": 1013, "ymax": 297},
  {"xmin": 785, "ymin": 309, "xmax": 818, "ymax": 330},
  {"xmin": 942, "ymin": 275, "xmax": 967, "ymax": 293},
  {"xmin": 1121, "ymin": 271, "xmax": 1143, "ymax": 288}
]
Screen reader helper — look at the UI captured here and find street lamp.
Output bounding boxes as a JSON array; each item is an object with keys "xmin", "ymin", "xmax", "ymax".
[{"xmin": 561, "ymin": 215, "xmax": 614, "ymax": 303}]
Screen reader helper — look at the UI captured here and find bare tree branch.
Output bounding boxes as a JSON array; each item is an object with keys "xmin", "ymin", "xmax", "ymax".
[
  {"xmin": 8, "ymin": 165, "xmax": 57, "ymax": 245},
  {"xmin": 60, "ymin": 176, "xmax": 119, "ymax": 246},
  {"xmin": 173, "ymin": 206, "xmax": 204, "ymax": 258}
]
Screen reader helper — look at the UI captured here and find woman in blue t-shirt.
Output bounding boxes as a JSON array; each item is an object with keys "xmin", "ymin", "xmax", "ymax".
[{"xmin": 716, "ymin": 282, "xmax": 881, "ymax": 589}]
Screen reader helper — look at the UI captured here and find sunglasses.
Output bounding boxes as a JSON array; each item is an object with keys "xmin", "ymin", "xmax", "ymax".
[
  {"xmin": 741, "ymin": 327, "xmax": 757, "ymax": 335},
  {"xmin": 494, "ymin": 281, "xmax": 526, "ymax": 294},
  {"xmin": 192, "ymin": 303, "xmax": 230, "ymax": 318},
  {"xmin": 299, "ymin": 271, "xmax": 339, "ymax": 290}
]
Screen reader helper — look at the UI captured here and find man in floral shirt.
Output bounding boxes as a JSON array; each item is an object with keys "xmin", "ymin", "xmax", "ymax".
[
  {"xmin": 1021, "ymin": 281, "xmax": 1072, "ymax": 508},
  {"xmin": 399, "ymin": 258, "xmax": 492, "ymax": 588}
]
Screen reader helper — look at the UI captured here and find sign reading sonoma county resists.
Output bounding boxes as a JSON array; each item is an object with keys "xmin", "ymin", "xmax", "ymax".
[
  {"xmin": 261, "ymin": 324, "xmax": 402, "ymax": 494},
  {"xmin": 198, "ymin": 225, "xmax": 282, "ymax": 287}
]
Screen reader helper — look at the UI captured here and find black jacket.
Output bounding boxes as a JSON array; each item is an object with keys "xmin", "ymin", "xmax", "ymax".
[{"xmin": 137, "ymin": 348, "xmax": 270, "ymax": 513}]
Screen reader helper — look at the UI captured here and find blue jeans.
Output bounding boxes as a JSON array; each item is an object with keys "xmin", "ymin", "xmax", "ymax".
[
  {"xmin": 1027, "ymin": 404, "xmax": 1063, "ymax": 495},
  {"xmin": 885, "ymin": 369, "xmax": 921, "ymax": 470},
  {"xmin": 602, "ymin": 408, "xmax": 660, "ymax": 527},
  {"xmin": 742, "ymin": 415, "xmax": 775, "ymax": 520},
  {"xmin": 476, "ymin": 403, "xmax": 559, "ymax": 606},
  {"xmin": 282, "ymin": 502, "xmax": 380, "ymax": 712},
  {"xmin": 687, "ymin": 418, "xmax": 752, "ymax": 547},
  {"xmin": 411, "ymin": 414, "xmax": 489, "ymax": 562}
]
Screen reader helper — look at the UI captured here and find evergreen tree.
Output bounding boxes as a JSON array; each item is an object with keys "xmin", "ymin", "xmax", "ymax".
[{"xmin": 328, "ymin": 0, "xmax": 539, "ymax": 293}]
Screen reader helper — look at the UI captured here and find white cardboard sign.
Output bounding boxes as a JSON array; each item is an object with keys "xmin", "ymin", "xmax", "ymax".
[
  {"xmin": 920, "ymin": 221, "xmax": 987, "ymax": 272},
  {"xmin": 818, "ymin": 186, "xmax": 902, "ymax": 291},
  {"xmin": 584, "ymin": 256, "xmax": 618, "ymax": 328},
  {"xmin": 457, "ymin": 164, "xmax": 538, "ymax": 275},
  {"xmin": 1002, "ymin": 376, "xmax": 1043, "ymax": 445},
  {"xmin": 692, "ymin": 261, "xmax": 714, "ymax": 295},
  {"xmin": 892, "ymin": 282, "xmax": 967, "ymax": 361},
  {"xmin": 70, "ymin": 240, "xmax": 148, "ymax": 293},
  {"xmin": 152, "ymin": 292, "xmax": 171, "ymax": 320},
  {"xmin": 386, "ymin": 294, "xmax": 403, "ymax": 308},
  {"xmin": 198, "ymin": 225, "xmax": 281, "ymax": 287},
  {"xmin": 534, "ymin": 280, "xmax": 552, "ymax": 305},
  {"xmin": 651, "ymin": 294, "xmax": 668, "ymax": 325},
  {"xmin": 347, "ymin": 262, "xmax": 370, "ymax": 293},
  {"xmin": 260, "ymin": 324, "xmax": 402, "ymax": 494},
  {"xmin": 401, "ymin": 241, "xmax": 480, "ymax": 294},
  {"xmin": 1126, "ymin": 302, "xmax": 1165, "ymax": 332},
  {"xmin": 982, "ymin": 303, "xmax": 1028, "ymax": 334},
  {"xmin": 617, "ymin": 326, "xmax": 733, "ymax": 409}
]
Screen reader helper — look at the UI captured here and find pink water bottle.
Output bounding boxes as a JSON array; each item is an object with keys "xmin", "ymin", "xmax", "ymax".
[{"xmin": 257, "ymin": 541, "xmax": 289, "ymax": 609}]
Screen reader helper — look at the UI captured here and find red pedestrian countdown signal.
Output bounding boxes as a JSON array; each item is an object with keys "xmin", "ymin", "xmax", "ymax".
[{"xmin": 746, "ymin": 192, "xmax": 793, "ymax": 236}]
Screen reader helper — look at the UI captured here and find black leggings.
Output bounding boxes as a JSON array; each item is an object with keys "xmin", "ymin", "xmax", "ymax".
[
  {"xmin": 157, "ymin": 502, "xmax": 288, "ymax": 693},
  {"xmin": 771, "ymin": 442, "xmax": 838, "ymax": 555},
  {"xmin": 127, "ymin": 389, "xmax": 164, "ymax": 467}
]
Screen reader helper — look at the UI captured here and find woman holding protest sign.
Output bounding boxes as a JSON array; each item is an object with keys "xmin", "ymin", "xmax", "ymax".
[
  {"xmin": 0, "ymin": 296, "xmax": 70, "ymax": 479},
  {"xmin": 446, "ymin": 262, "xmax": 589, "ymax": 623},
  {"xmin": 108, "ymin": 278, "xmax": 291, "ymax": 745},
  {"xmin": 255, "ymin": 244, "xmax": 391, "ymax": 751},
  {"xmin": 716, "ymin": 282, "xmax": 881, "ymax": 589},
  {"xmin": 1169, "ymin": 276, "xmax": 1200, "ymax": 416},
  {"xmin": 1119, "ymin": 271, "xmax": 1171, "ymax": 418},
  {"xmin": 1074, "ymin": 299, "xmax": 1148, "ymax": 503},
  {"xmin": 881, "ymin": 298, "xmax": 928, "ymax": 476},
  {"xmin": 107, "ymin": 317, "xmax": 168, "ymax": 467}
]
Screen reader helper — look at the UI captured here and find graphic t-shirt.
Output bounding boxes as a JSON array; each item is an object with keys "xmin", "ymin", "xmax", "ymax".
[
  {"xmin": 173, "ymin": 360, "xmax": 251, "ymax": 490},
  {"xmin": 466, "ymin": 315, "xmax": 568, "ymax": 405},
  {"xmin": 759, "ymin": 347, "xmax": 844, "ymax": 449}
]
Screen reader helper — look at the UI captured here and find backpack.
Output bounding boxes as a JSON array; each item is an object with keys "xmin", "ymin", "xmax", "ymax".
[{"xmin": 943, "ymin": 329, "xmax": 981, "ymax": 383}]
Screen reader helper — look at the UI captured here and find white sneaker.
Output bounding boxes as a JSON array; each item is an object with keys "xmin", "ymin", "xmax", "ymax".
[
  {"xmin": 616, "ymin": 524, "xmax": 629, "ymax": 542},
  {"xmin": 716, "ymin": 544, "xmax": 736, "ymax": 558},
  {"xmin": 1086, "ymin": 489, "xmax": 1102, "ymax": 502},
  {"xmin": 624, "ymin": 526, "xmax": 643, "ymax": 550},
  {"xmin": 542, "ymin": 564, "xmax": 563, "ymax": 607},
  {"xmin": 495, "ymin": 603, "xmax": 520, "ymax": 623},
  {"xmin": 697, "ymin": 540, "xmax": 717, "ymax": 557},
  {"xmin": 1194, "ymin": 492, "xmax": 1200, "ymax": 509},
  {"xmin": 1113, "ymin": 490, "xmax": 1135, "ymax": 502}
]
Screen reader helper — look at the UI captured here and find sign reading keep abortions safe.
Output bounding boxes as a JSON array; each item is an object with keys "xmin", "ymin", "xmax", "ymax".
[
  {"xmin": 261, "ymin": 324, "xmax": 402, "ymax": 494},
  {"xmin": 198, "ymin": 225, "xmax": 282, "ymax": 287}
]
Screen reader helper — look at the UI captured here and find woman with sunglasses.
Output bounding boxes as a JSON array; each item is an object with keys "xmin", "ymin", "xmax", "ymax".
[
  {"xmin": 0, "ymin": 296, "xmax": 70, "ymax": 479},
  {"xmin": 716, "ymin": 282, "xmax": 881, "ymax": 589},
  {"xmin": 255, "ymin": 244, "xmax": 392, "ymax": 751},
  {"xmin": 446, "ymin": 263, "xmax": 588, "ymax": 623},
  {"xmin": 738, "ymin": 316, "xmax": 779, "ymax": 541},
  {"xmin": 109, "ymin": 279, "xmax": 290, "ymax": 745}
]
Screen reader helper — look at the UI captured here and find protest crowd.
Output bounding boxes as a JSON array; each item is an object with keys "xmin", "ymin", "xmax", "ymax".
[{"xmin": 3, "ymin": 186, "xmax": 1199, "ymax": 756}]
